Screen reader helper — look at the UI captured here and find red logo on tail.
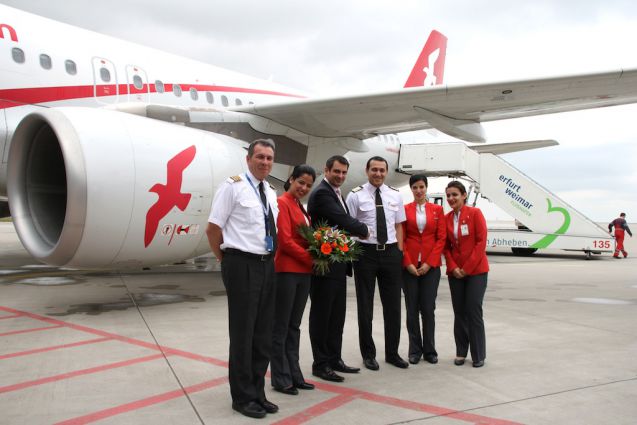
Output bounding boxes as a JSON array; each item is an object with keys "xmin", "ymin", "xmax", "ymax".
[
  {"xmin": 404, "ymin": 30, "xmax": 447, "ymax": 88},
  {"xmin": 144, "ymin": 145, "xmax": 197, "ymax": 247}
]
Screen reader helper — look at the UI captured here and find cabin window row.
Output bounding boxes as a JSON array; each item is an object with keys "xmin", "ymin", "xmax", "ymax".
[
  {"xmin": 12, "ymin": 47, "xmax": 78, "ymax": 75},
  {"xmin": 11, "ymin": 47, "xmax": 254, "ymax": 107},
  {"xmin": 155, "ymin": 81, "xmax": 252, "ymax": 106}
]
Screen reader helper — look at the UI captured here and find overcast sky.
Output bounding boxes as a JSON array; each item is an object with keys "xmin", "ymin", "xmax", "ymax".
[{"xmin": 3, "ymin": 0, "xmax": 636, "ymax": 221}]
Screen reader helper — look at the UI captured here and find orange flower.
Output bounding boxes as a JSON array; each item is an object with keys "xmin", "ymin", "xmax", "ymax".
[
  {"xmin": 331, "ymin": 242, "xmax": 337, "ymax": 248},
  {"xmin": 314, "ymin": 232, "xmax": 322, "ymax": 240},
  {"xmin": 340, "ymin": 244, "xmax": 349, "ymax": 253},
  {"xmin": 320, "ymin": 243, "xmax": 333, "ymax": 255}
]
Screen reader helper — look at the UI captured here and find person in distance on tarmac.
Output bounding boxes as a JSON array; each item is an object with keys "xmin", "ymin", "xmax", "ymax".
[
  {"xmin": 271, "ymin": 164, "xmax": 316, "ymax": 396},
  {"xmin": 609, "ymin": 212, "xmax": 632, "ymax": 258},
  {"xmin": 401, "ymin": 175, "xmax": 446, "ymax": 365},
  {"xmin": 443, "ymin": 180, "xmax": 489, "ymax": 368}
]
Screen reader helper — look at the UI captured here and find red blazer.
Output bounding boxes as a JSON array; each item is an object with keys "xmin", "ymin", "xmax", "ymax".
[
  {"xmin": 402, "ymin": 202, "xmax": 445, "ymax": 268},
  {"xmin": 274, "ymin": 192, "xmax": 313, "ymax": 273},
  {"xmin": 443, "ymin": 205, "xmax": 489, "ymax": 276}
]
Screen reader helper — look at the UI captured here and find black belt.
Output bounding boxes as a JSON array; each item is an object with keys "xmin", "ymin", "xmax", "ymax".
[
  {"xmin": 224, "ymin": 248, "xmax": 272, "ymax": 261},
  {"xmin": 360, "ymin": 242, "xmax": 397, "ymax": 251}
]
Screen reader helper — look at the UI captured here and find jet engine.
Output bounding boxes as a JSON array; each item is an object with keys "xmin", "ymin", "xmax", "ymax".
[{"xmin": 7, "ymin": 107, "xmax": 248, "ymax": 268}]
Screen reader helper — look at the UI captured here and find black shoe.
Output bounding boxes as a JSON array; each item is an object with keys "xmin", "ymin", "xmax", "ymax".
[
  {"xmin": 258, "ymin": 399, "xmax": 279, "ymax": 414},
  {"xmin": 454, "ymin": 357, "xmax": 465, "ymax": 366},
  {"xmin": 274, "ymin": 386, "xmax": 298, "ymax": 395},
  {"xmin": 472, "ymin": 360, "xmax": 485, "ymax": 368},
  {"xmin": 294, "ymin": 381, "xmax": 315, "ymax": 390},
  {"xmin": 408, "ymin": 355, "xmax": 421, "ymax": 365},
  {"xmin": 424, "ymin": 354, "xmax": 438, "ymax": 364},
  {"xmin": 331, "ymin": 359, "xmax": 360, "ymax": 373},
  {"xmin": 312, "ymin": 367, "xmax": 344, "ymax": 382},
  {"xmin": 232, "ymin": 401, "xmax": 266, "ymax": 419},
  {"xmin": 386, "ymin": 355, "xmax": 409, "ymax": 369},
  {"xmin": 363, "ymin": 357, "xmax": 379, "ymax": 371}
]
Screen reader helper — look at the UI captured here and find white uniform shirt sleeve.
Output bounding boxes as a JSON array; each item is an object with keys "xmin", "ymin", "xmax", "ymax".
[{"xmin": 209, "ymin": 181, "xmax": 234, "ymax": 227}]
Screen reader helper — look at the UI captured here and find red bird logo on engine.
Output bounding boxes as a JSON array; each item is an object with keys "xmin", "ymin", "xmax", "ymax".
[{"xmin": 144, "ymin": 145, "xmax": 197, "ymax": 247}]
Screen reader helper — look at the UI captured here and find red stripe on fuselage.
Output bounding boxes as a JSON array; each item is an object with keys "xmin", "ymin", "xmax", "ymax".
[{"xmin": 0, "ymin": 83, "xmax": 304, "ymax": 109}]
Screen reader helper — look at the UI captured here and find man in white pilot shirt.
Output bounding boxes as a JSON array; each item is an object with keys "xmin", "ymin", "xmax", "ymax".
[
  {"xmin": 346, "ymin": 156, "xmax": 408, "ymax": 371},
  {"xmin": 206, "ymin": 139, "xmax": 279, "ymax": 419}
]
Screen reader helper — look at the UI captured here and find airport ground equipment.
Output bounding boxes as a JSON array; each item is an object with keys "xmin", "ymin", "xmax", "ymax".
[{"xmin": 398, "ymin": 142, "xmax": 614, "ymax": 258}]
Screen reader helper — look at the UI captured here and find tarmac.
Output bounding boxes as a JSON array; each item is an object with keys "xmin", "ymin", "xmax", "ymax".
[{"xmin": 1, "ymin": 221, "xmax": 636, "ymax": 425}]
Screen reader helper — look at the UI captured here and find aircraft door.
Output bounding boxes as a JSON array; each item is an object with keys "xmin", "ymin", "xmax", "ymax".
[
  {"xmin": 126, "ymin": 65, "xmax": 150, "ymax": 103},
  {"xmin": 92, "ymin": 57, "xmax": 119, "ymax": 104}
]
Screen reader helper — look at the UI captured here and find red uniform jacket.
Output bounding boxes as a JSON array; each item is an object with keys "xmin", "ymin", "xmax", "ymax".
[
  {"xmin": 402, "ymin": 202, "xmax": 445, "ymax": 268},
  {"xmin": 443, "ymin": 205, "xmax": 489, "ymax": 276},
  {"xmin": 274, "ymin": 192, "xmax": 313, "ymax": 273}
]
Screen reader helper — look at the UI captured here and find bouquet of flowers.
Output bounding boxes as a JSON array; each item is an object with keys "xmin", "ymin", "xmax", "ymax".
[{"xmin": 298, "ymin": 220, "xmax": 362, "ymax": 276}]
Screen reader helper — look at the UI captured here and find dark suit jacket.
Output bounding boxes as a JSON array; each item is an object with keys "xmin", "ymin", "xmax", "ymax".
[{"xmin": 307, "ymin": 179, "xmax": 369, "ymax": 278}]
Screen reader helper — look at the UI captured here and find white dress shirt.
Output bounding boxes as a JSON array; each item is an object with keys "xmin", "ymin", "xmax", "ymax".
[
  {"xmin": 345, "ymin": 182, "xmax": 406, "ymax": 244},
  {"xmin": 209, "ymin": 170, "xmax": 279, "ymax": 255}
]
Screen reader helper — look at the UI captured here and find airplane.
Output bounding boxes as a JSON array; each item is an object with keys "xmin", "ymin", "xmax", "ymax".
[{"xmin": 1, "ymin": 4, "xmax": 636, "ymax": 269}]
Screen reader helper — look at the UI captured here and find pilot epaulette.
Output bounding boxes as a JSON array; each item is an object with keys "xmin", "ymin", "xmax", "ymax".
[
  {"xmin": 269, "ymin": 182, "xmax": 276, "ymax": 190},
  {"xmin": 227, "ymin": 175, "xmax": 242, "ymax": 183},
  {"xmin": 388, "ymin": 185, "xmax": 399, "ymax": 191},
  {"xmin": 351, "ymin": 185, "xmax": 363, "ymax": 193}
]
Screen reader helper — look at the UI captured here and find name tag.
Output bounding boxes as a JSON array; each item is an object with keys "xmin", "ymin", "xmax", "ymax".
[{"xmin": 460, "ymin": 224, "xmax": 469, "ymax": 236}]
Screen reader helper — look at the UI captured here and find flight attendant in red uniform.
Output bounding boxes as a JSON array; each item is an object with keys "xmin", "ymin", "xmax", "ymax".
[
  {"xmin": 401, "ymin": 175, "xmax": 446, "ymax": 365},
  {"xmin": 443, "ymin": 181, "xmax": 489, "ymax": 368},
  {"xmin": 271, "ymin": 165, "xmax": 317, "ymax": 395},
  {"xmin": 609, "ymin": 213, "xmax": 632, "ymax": 258}
]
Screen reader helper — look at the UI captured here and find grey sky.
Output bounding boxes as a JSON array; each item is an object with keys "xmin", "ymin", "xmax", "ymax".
[{"xmin": 2, "ymin": 0, "xmax": 636, "ymax": 220}]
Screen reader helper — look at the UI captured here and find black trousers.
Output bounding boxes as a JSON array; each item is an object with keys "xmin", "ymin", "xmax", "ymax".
[
  {"xmin": 402, "ymin": 266, "xmax": 440, "ymax": 358},
  {"xmin": 353, "ymin": 244, "xmax": 403, "ymax": 360},
  {"xmin": 221, "ymin": 252, "xmax": 275, "ymax": 404},
  {"xmin": 448, "ymin": 273, "xmax": 487, "ymax": 362},
  {"xmin": 309, "ymin": 263, "xmax": 348, "ymax": 370},
  {"xmin": 271, "ymin": 272, "xmax": 311, "ymax": 389}
]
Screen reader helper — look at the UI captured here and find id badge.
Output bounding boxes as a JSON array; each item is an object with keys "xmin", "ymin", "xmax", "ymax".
[
  {"xmin": 460, "ymin": 224, "xmax": 469, "ymax": 236},
  {"xmin": 265, "ymin": 235, "xmax": 274, "ymax": 252}
]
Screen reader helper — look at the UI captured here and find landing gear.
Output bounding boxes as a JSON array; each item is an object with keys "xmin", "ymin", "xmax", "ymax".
[{"xmin": 511, "ymin": 247, "xmax": 537, "ymax": 256}]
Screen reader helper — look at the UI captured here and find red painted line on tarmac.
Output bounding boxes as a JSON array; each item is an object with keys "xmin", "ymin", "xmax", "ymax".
[
  {"xmin": 54, "ymin": 376, "xmax": 229, "ymax": 425},
  {"xmin": 0, "ymin": 353, "xmax": 166, "ymax": 394},
  {"xmin": 0, "ymin": 324, "xmax": 63, "ymax": 337},
  {"xmin": 271, "ymin": 393, "xmax": 356, "ymax": 425},
  {"xmin": 0, "ymin": 337, "xmax": 111, "ymax": 360},
  {"xmin": 0, "ymin": 314, "xmax": 22, "ymax": 320},
  {"xmin": 0, "ymin": 306, "xmax": 520, "ymax": 425},
  {"xmin": 361, "ymin": 392, "xmax": 524, "ymax": 425},
  {"xmin": 0, "ymin": 306, "xmax": 229, "ymax": 367}
]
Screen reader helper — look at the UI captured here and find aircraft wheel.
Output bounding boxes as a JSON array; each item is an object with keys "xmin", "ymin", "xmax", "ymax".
[{"xmin": 511, "ymin": 248, "xmax": 538, "ymax": 256}]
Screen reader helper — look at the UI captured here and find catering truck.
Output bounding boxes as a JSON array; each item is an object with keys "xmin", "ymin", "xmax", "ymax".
[{"xmin": 398, "ymin": 142, "xmax": 614, "ymax": 258}]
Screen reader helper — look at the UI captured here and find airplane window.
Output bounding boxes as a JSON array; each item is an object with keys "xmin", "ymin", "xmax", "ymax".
[
  {"xmin": 173, "ymin": 84, "xmax": 182, "ymax": 97},
  {"xmin": 65, "ymin": 60, "xmax": 77, "ymax": 75},
  {"xmin": 206, "ymin": 92, "xmax": 214, "ymax": 104},
  {"xmin": 100, "ymin": 67, "xmax": 111, "ymax": 83},
  {"xmin": 39, "ymin": 54, "xmax": 52, "ymax": 70},
  {"xmin": 133, "ymin": 75, "xmax": 143, "ymax": 90},
  {"xmin": 11, "ymin": 47, "xmax": 25, "ymax": 64},
  {"xmin": 190, "ymin": 88, "xmax": 198, "ymax": 100},
  {"xmin": 155, "ymin": 80, "xmax": 164, "ymax": 93},
  {"xmin": 235, "ymin": 98, "xmax": 243, "ymax": 106},
  {"xmin": 249, "ymin": 101, "xmax": 254, "ymax": 105},
  {"xmin": 221, "ymin": 95, "xmax": 228, "ymax": 107}
]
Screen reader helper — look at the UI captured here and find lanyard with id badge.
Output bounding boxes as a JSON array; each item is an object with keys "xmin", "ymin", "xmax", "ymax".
[{"xmin": 245, "ymin": 174, "xmax": 275, "ymax": 252}]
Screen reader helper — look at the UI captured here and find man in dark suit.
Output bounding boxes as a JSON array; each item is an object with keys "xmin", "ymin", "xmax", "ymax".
[{"xmin": 307, "ymin": 155, "xmax": 369, "ymax": 382}]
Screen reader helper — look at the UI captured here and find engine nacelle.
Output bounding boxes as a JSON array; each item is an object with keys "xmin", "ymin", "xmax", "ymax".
[{"xmin": 8, "ymin": 107, "xmax": 248, "ymax": 268}]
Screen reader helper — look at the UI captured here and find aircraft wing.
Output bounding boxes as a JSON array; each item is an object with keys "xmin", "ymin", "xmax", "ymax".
[{"xmin": 232, "ymin": 68, "xmax": 637, "ymax": 143}]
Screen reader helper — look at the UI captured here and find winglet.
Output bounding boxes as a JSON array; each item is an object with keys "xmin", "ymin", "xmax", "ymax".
[{"xmin": 404, "ymin": 30, "xmax": 447, "ymax": 88}]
